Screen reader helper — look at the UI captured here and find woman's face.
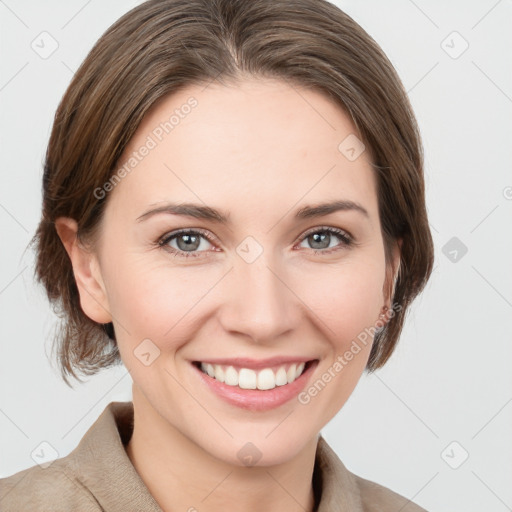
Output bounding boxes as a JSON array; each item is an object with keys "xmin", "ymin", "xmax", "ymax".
[{"xmin": 81, "ymin": 77, "xmax": 396, "ymax": 466}]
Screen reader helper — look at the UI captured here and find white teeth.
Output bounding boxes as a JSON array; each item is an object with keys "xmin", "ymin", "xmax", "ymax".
[
  {"xmin": 199, "ymin": 361, "xmax": 308, "ymax": 389},
  {"xmin": 214, "ymin": 365, "xmax": 225, "ymax": 383},
  {"xmin": 205, "ymin": 363, "xmax": 215, "ymax": 378},
  {"xmin": 224, "ymin": 365, "xmax": 239, "ymax": 386},
  {"xmin": 257, "ymin": 368, "xmax": 275, "ymax": 390},
  {"xmin": 286, "ymin": 364, "xmax": 296, "ymax": 384},
  {"xmin": 239, "ymin": 368, "xmax": 257, "ymax": 389},
  {"xmin": 275, "ymin": 367, "xmax": 288, "ymax": 386},
  {"xmin": 295, "ymin": 362, "xmax": 305, "ymax": 379}
]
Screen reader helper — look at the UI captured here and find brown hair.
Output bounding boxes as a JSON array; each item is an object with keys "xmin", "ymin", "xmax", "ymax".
[{"xmin": 30, "ymin": 0, "xmax": 434, "ymax": 385}]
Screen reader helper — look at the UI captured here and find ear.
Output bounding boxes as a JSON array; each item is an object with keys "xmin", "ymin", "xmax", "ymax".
[
  {"xmin": 382, "ymin": 238, "xmax": 402, "ymax": 311},
  {"xmin": 54, "ymin": 217, "xmax": 112, "ymax": 324}
]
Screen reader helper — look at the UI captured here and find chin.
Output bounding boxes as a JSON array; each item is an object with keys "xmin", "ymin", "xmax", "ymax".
[{"xmin": 192, "ymin": 425, "xmax": 319, "ymax": 468}]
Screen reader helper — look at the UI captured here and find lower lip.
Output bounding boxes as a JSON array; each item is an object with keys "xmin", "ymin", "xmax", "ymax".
[{"xmin": 192, "ymin": 360, "xmax": 318, "ymax": 411}]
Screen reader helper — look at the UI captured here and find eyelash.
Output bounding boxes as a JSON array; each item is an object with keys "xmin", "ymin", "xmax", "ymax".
[{"xmin": 157, "ymin": 226, "xmax": 354, "ymax": 259}]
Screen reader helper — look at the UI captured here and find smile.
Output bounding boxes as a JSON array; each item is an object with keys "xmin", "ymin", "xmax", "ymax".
[
  {"xmin": 192, "ymin": 358, "xmax": 319, "ymax": 411},
  {"xmin": 197, "ymin": 361, "xmax": 309, "ymax": 390}
]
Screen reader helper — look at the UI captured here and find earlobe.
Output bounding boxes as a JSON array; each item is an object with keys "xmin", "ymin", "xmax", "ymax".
[{"xmin": 54, "ymin": 217, "xmax": 112, "ymax": 324}]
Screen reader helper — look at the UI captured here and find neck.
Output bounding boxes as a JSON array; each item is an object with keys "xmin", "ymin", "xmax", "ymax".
[{"xmin": 125, "ymin": 386, "xmax": 319, "ymax": 512}]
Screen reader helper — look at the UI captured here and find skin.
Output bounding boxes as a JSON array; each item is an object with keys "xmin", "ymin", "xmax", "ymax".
[{"xmin": 56, "ymin": 77, "xmax": 400, "ymax": 512}]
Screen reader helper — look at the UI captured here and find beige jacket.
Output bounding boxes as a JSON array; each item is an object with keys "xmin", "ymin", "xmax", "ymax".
[{"xmin": 0, "ymin": 401, "xmax": 428, "ymax": 511}]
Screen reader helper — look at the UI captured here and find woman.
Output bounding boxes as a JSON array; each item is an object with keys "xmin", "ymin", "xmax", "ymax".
[{"xmin": 0, "ymin": 0, "xmax": 433, "ymax": 510}]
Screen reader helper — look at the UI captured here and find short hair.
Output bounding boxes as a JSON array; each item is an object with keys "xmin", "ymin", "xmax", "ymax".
[{"xmin": 30, "ymin": 0, "xmax": 434, "ymax": 385}]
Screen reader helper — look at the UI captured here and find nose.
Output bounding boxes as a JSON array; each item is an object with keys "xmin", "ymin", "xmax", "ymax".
[{"xmin": 217, "ymin": 251, "xmax": 302, "ymax": 345}]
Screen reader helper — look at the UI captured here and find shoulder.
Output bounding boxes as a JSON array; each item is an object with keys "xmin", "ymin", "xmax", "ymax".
[
  {"xmin": 0, "ymin": 458, "xmax": 101, "ymax": 512},
  {"xmin": 352, "ymin": 472, "xmax": 429, "ymax": 512},
  {"xmin": 0, "ymin": 401, "xmax": 156, "ymax": 512},
  {"xmin": 315, "ymin": 436, "xmax": 429, "ymax": 512}
]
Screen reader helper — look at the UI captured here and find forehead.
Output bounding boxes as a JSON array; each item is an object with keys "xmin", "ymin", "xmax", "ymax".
[{"xmin": 108, "ymin": 77, "xmax": 378, "ymax": 223}]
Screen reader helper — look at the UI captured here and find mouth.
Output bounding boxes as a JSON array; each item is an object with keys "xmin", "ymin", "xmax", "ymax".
[
  {"xmin": 191, "ymin": 358, "xmax": 319, "ymax": 411},
  {"xmin": 192, "ymin": 360, "xmax": 315, "ymax": 390}
]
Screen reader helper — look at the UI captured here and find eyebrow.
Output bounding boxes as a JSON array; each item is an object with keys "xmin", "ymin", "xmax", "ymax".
[{"xmin": 136, "ymin": 199, "xmax": 369, "ymax": 224}]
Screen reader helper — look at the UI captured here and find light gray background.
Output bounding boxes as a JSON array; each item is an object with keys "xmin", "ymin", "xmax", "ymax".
[{"xmin": 1, "ymin": 1, "xmax": 511, "ymax": 511}]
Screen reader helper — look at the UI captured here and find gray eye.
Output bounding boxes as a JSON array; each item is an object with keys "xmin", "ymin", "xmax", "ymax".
[
  {"xmin": 175, "ymin": 233, "xmax": 201, "ymax": 251},
  {"xmin": 162, "ymin": 231, "xmax": 214, "ymax": 254},
  {"xmin": 306, "ymin": 232, "xmax": 332, "ymax": 250}
]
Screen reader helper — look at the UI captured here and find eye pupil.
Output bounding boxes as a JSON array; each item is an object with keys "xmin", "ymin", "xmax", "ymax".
[
  {"xmin": 309, "ymin": 232, "xmax": 330, "ymax": 249},
  {"xmin": 177, "ymin": 234, "xmax": 200, "ymax": 251}
]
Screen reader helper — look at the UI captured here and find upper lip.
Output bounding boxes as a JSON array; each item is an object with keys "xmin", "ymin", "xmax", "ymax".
[{"xmin": 193, "ymin": 356, "xmax": 317, "ymax": 370}]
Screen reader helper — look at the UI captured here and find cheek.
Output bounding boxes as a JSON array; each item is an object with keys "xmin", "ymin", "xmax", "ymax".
[
  {"xmin": 102, "ymin": 254, "xmax": 218, "ymax": 348},
  {"xmin": 293, "ymin": 256, "xmax": 386, "ymax": 344},
  {"xmin": 293, "ymin": 260, "xmax": 385, "ymax": 420}
]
